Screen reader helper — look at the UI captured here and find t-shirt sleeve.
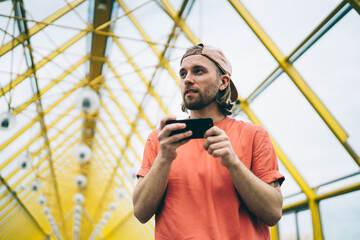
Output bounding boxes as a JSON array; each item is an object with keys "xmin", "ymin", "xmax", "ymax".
[
  {"xmin": 137, "ymin": 130, "xmax": 159, "ymax": 178},
  {"xmin": 251, "ymin": 127, "xmax": 285, "ymax": 185}
]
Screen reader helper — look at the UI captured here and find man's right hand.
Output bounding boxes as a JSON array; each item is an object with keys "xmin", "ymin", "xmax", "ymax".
[{"xmin": 157, "ymin": 116, "xmax": 192, "ymax": 161}]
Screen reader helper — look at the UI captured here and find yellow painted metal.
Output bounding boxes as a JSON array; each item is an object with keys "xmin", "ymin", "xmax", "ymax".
[
  {"xmin": 106, "ymin": 214, "xmax": 152, "ymax": 240},
  {"xmin": 239, "ymin": 96, "xmax": 322, "ymax": 239},
  {"xmin": 93, "ymin": 139, "xmax": 116, "ymax": 175},
  {"xmin": 0, "ymin": 0, "xmax": 86, "ymax": 57},
  {"xmin": 112, "ymin": 36, "xmax": 170, "ymax": 115},
  {"xmin": 92, "ymin": 137, "xmax": 132, "ymax": 191},
  {"xmin": 308, "ymin": 199, "xmax": 323, "ymax": 239},
  {"xmin": 0, "ymin": 105, "xmax": 75, "ymax": 159},
  {"xmin": 0, "ymin": 30, "xmax": 88, "ymax": 97},
  {"xmin": 228, "ymin": 0, "xmax": 357, "ymax": 167},
  {"xmin": 14, "ymin": 55, "xmax": 90, "ymax": 115},
  {"xmin": 116, "ymin": 0, "xmax": 181, "ymax": 86},
  {"xmin": 270, "ymin": 225, "xmax": 279, "ymax": 240},
  {"xmin": 106, "ymin": 60, "xmax": 154, "ymax": 128},
  {"xmin": 0, "ymin": 75, "xmax": 103, "ymax": 171},
  {"xmin": 0, "ymin": 127, "xmax": 82, "ymax": 214},
  {"xmin": 282, "ymin": 199, "xmax": 308, "ymax": 213},
  {"xmin": 0, "ymin": 110, "xmax": 80, "ymax": 189},
  {"xmin": 315, "ymin": 181, "xmax": 360, "ymax": 201},
  {"xmin": 93, "ymin": 148, "xmax": 113, "ymax": 177},
  {"xmin": 88, "ymin": 0, "xmax": 114, "ymax": 87},
  {"xmin": 95, "ymin": 131, "xmax": 136, "ymax": 194},
  {"xmin": 159, "ymin": 0, "xmax": 200, "ymax": 45},
  {"xmin": 90, "ymin": 131, "xmax": 134, "ymax": 221},
  {"xmin": 100, "ymin": 101, "xmax": 141, "ymax": 163},
  {"xmin": 0, "ymin": 187, "xmax": 47, "ymax": 238},
  {"xmin": 0, "ymin": 59, "xmax": 89, "ymax": 153},
  {"xmin": 1, "ymin": 211, "xmax": 47, "ymax": 240},
  {"xmin": 95, "ymin": 126, "xmax": 131, "ymax": 178},
  {"xmin": 103, "ymin": 83, "xmax": 148, "ymax": 142},
  {"xmin": 348, "ymin": 0, "xmax": 360, "ymax": 14},
  {"xmin": 240, "ymin": 100, "xmax": 314, "ymax": 197}
]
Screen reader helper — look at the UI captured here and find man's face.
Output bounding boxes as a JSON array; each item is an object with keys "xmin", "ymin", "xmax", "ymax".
[{"xmin": 179, "ymin": 55, "xmax": 220, "ymax": 110}]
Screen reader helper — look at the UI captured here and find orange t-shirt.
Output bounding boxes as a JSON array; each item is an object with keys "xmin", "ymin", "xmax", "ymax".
[{"xmin": 137, "ymin": 117, "xmax": 284, "ymax": 240}]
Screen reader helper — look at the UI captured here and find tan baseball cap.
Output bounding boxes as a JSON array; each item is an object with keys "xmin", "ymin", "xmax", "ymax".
[{"xmin": 180, "ymin": 43, "xmax": 238, "ymax": 102}]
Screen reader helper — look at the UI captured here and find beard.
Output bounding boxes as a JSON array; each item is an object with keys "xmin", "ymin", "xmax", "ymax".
[{"xmin": 183, "ymin": 78, "xmax": 219, "ymax": 110}]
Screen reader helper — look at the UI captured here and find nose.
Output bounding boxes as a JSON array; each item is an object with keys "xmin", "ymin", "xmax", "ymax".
[{"xmin": 183, "ymin": 72, "xmax": 194, "ymax": 86}]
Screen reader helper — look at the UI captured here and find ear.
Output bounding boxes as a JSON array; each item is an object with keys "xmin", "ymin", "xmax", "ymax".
[{"xmin": 219, "ymin": 75, "xmax": 230, "ymax": 91}]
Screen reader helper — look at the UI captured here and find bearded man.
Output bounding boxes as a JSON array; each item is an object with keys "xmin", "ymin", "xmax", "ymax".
[{"xmin": 133, "ymin": 43, "xmax": 285, "ymax": 240}]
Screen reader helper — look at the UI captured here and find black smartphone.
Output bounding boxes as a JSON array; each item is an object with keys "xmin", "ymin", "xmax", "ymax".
[{"xmin": 165, "ymin": 118, "xmax": 214, "ymax": 139}]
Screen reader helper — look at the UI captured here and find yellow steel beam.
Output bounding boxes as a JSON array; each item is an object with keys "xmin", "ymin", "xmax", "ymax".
[
  {"xmin": 91, "ymin": 131, "xmax": 134, "ymax": 221},
  {"xmin": 1, "ymin": 206, "xmax": 47, "ymax": 240},
  {"xmin": 282, "ymin": 182, "xmax": 360, "ymax": 213},
  {"xmin": 95, "ymin": 122, "xmax": 131, "ymax": 173},
  {"xmin": 1, "ymin": 152, "xmax": 71, "ymax": 231},
  {"xmin": 103, "ymin": 83, "xmax": 147, "ymax": 143},
  {"xmin": 228, "ymin": 0, "xmax": 360, "ymax": 167},
  {"xmin": 0, "ymin": 96, "xmax": 78, "ymax": 170},
  {"xmin": 88, "ymin": 0, "xmax": 114, "ymax": 87},
  {"xmin": 240, "ymin": 100, "xmax": 315, "ymax": 198},
  {"xmin": 239, "ymin": 96, "xmax": 322, "ymax": 239},
  {"xmin": 315, "ymin": 181, "xmax": 360, "ymax": 201},
  {"xmin": 14, "ymin": 54, "xmax": 90, "ymax": 115},
  {"xmin": 93, "ymin": 139, "xmax": 116, "ymax": 174},
  {"xmin": 308, "ymin": 199, "xmax": 323, "ymax": 239},
  {"xmin": 0, "ymin": 0, "xmax": 86, "ymax": 57},
  {"xmin": 282, "ymin": 199, "xmax": 308, "ymax": 213},
  {"xmin": 105, "ymin": 60, "xmax": 154, "ymax": 128},
  {"xmin": 0, "ymin": 30, "xmax": 88, "ymax": 98},
  {"xmin": 116, "ymin": 0, "xmax": 180, "ymax": 86},
  {"xmin": 159, "ymin": 0, "xmax": 200, "ymax": 45},
  {"xmin": 348, "ymin": 0, "xmax": 360, "ymax": 14},
  {"xmin": 94, "ymin": 129, "xmax": 133, "ymax": 190},
  {"xmin": 0, "ymin": 106, "xmax": 77, "ymax": 188},
  {"xmin": 0, "ymin": 127, "xmax": 82, "ymax": 213},
  {"xmin": 0, "ymin": 104, "xmax": 74, "ymax": 158},
  {"xmin": 100, "ymin": 101, "xmax": 141, "ymax": 164},
  {"xmin": 0, "ymin": 75, "xmax": 103, "ymax": 170},
  {"xmin": 0, "ymin": 150, "xmax": 79, "ymax": 236},
  {"xmin": 1, "ymin": 55, "xmax": 89, "ymax": 151},
  {"xmin": 0, "ymin": 176, "xmax": 47, "ymax": 237},
  {"xmin": 93, "ymin": 147, "xmax": 113, "ymax": 177},
  {"xmin": 112, "ymin": 36, "xmax": 170, "ymax": 115},
  {"xmin": 270, "ymin": 225, "xmax": 279, "ymax": 240}
]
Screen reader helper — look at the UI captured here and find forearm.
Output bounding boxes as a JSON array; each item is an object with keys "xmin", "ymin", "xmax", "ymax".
[
  {"xmin": 133, "ymin": 155, "xmax": 172, "ymax": 223},
  {"xmin": 228, "ymin": 160, "xmax": 283, "ymax": 226}
]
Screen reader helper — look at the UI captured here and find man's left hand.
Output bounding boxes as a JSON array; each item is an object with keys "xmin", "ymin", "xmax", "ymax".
[{"xmin": 203, "ymin": 126, "xmax": 238, "ymax": 168}]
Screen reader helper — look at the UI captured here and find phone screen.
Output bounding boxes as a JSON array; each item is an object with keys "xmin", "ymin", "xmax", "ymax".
[{"xmin": 165, "ymin": 118, "xmax": 214, "ymax": 139}]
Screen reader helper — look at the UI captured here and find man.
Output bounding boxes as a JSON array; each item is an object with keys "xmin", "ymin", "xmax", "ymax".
[{"xmin": 133, "ymin": 43, "xmax": 284, "ymax": 239}]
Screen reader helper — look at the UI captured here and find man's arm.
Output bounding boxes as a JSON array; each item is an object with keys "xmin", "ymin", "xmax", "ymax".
[
  {"xmin": 133, "ymin": 116, "xmax": 192, "ymax": 223},
  {"xmin": 226, "ymin": 159, "xmax": 283, "ymax": 226},
  {"xmin": 204, "ymin": 127, "xmax": 283, "ymax": 226}
]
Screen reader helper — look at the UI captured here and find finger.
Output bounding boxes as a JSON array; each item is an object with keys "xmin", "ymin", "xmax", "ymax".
[
  {"xmin": 159, "ymin": 115, "xmax": 176, "ymax": 130},
  {"xmin": 169, "ymin": 130, "xmax": 192, "ymax": 143},
  {"xmin": 206, "ymin": 141, "xmax": 227, "ymax": 155},
  {"xmin": 204, "ymin": 126, "xmax": 222, "ymax": 138},
  {"xmin": 205, "ymin": 134, "xmax": 228, "ymax": 145},
  {"xmin": 172, "ymin": 137, "xmax": 191, "ymax": 148},
  {"xmin": 160, "ymin": 122, "xmax": 187, "ymax": 139}
]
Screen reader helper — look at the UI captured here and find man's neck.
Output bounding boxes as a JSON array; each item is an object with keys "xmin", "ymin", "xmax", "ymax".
[{"xmin": 189, "ymin": 103, "xmax": 225, "ymax": 122}]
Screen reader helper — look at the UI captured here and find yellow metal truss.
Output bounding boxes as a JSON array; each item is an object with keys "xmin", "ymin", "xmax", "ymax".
[{"xmin": 0, "ymin": 0, "xmax": 359, "ymax": 239}]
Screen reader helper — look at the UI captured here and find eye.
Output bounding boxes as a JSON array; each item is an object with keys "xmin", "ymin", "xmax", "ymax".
[
  {"xmin": 194, "ymin": 68, "xmax": 204, "ymax": 75},
  {"xmin": 179, "ymin": 70, "xmax": 187, "ymax": 78}
]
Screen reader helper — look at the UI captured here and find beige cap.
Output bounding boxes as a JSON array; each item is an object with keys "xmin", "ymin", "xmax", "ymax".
[{"xmin": 181, "ymin": 43, "xmax": 238, "ymax": 102}]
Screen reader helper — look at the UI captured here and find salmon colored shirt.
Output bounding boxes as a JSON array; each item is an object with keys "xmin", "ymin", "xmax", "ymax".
[{"xmin": 137, "ymin": 117, "xmax": 284, "ymax": 240}]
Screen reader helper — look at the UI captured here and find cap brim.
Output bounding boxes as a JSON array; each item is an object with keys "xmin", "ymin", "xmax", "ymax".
[{"xmin": 230, "ymin": 80, "xmax": 238, "ymax": 102}]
